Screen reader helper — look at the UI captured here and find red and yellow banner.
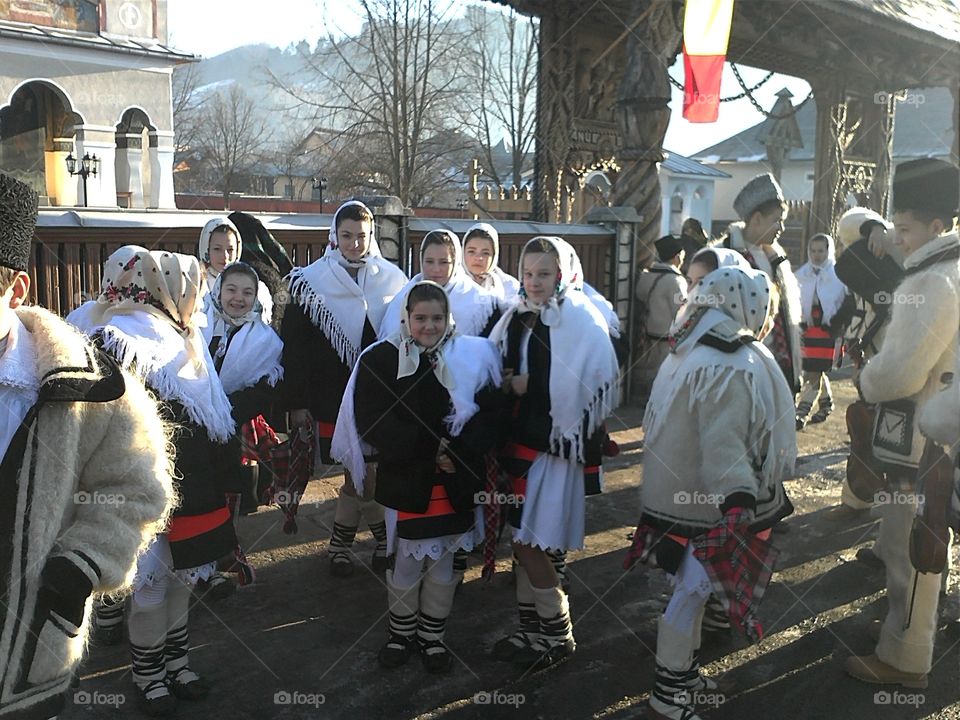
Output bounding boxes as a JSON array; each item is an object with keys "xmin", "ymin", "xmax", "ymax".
[{"xmin": 682, "ymin": 0, "xmax": 735, "ymax": 123}]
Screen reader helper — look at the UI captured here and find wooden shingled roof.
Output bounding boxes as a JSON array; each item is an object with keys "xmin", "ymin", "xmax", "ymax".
[{"xmin": 486, "ymin": 0, "xmax": 960, "ymax": 87}]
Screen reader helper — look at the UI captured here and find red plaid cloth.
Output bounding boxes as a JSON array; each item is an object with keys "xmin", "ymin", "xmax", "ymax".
[
  {"xmin": 239, "ymin": 415, "xmax": 280, "ymax": 464},
  {"xmin": 623, "ymin": 523, "xmax": 660, "ymax": 570},
  {"xmin": 691, "ymin": 508, "xmax": 778, "ymax": 643},
  {"xmin": 481, "ymin": 454, "xmax": 503, "ymax": 581},
  {"xmin": 265, "ymin": 425, "xmax": 315, "ymax": 534}
]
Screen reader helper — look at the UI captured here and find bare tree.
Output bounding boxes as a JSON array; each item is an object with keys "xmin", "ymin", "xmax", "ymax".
[
  {"xmin": 194, "ymin": 85, "xmax": 272, "ymax": 208},
  {"xmin": 272, "ymin": 0, "xmax": 472, "ymax": 206},
  {"xmin": 466, "ymin": 8, "xmax": 538, "ymax": 189},
  {"xmin": 171, "ymin": 62, "xmax": 203, "ymax": 192}
]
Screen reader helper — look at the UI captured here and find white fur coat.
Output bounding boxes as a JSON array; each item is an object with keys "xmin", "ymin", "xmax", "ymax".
[{"xmin": 0, "ymin": 307, "xmax": 174, "ymax": 720}]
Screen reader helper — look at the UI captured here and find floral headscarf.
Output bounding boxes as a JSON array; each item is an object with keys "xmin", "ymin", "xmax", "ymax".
[{"xmin": 72, "ymin": 246, "xmax": 235, "ymax": 441}]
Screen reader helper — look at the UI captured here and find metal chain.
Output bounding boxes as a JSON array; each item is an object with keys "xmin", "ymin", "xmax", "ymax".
[
  {"xmin": 670, "ymin": 62, "xmax": 814, "ymax": 117},
  {"xmin": 668, "ymin": 63, "xmax": 774, "ymax": 102}
]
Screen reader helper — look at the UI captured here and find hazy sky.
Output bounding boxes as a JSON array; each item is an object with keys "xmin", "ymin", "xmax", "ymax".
[{"xmin": 166, "ymin": 0, "xmax": 811, "ymax": 157}]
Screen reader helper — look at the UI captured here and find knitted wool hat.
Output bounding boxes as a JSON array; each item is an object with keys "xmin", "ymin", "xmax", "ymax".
[
  {"xmin": 0, "ymin": 173, "xmax": 38, "ymax": 272},
  {"xmin": 654, "ymin": 234, "xmax": 684, "ymax": 261},
  {"xmin": 733, "ymin": 173, "xmax": 785, "ymax": 220},
  {"xmin": 892, "ymin": 158, "xmax": 959, "ymax": 217}
]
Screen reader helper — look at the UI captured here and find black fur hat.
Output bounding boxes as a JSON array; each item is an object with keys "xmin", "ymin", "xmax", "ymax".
[
  {"xmin": 892, "ymin": 158, "xmax": 959, "ymax": 218},
  {"xmin": 0, "ymin": 173, "xmax": 38, "ymax": 272}
]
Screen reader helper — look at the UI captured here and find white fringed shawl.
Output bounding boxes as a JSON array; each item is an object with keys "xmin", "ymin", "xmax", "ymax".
[{"xmin": 488, "ymin": 242, "xmax": 620, "ymax": 464}]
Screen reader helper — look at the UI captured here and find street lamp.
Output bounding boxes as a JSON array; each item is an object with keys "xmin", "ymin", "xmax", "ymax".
[
  {"xmin": 65, "ymin": 152, "xmax": 100, "ymax": 208},
  {"xmin": 312, "ymin": 175, "xmax": 328, "ymax": 208},
  {"xmin": 457, "ymin": 197, "xmax": 468, "ymax": 218}
]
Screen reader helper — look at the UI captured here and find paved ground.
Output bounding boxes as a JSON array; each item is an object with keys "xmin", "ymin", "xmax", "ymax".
[{"xmin": 64, "ymin": 375, "xmax": 960, "ymax": 719}]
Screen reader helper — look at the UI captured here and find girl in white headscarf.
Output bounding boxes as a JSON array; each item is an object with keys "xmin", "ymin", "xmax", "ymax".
[
  {"xmin": 282, "ymin": 200, "xmax": 408, "ymax": 577},
  {"xmin": 628, "ymin": 265, "xmax": 796, "ymax": 720},
  {"xmin": 462, "ymin": 222, "xmax": 521, "ymax": 300},
  {"xmin": 332, "ymin": 281, "xmax": 502, "ymax": 675},
  {"xmin": 380, "ymin": 229, "xmax": 501, "ymax": 339},
  {"xmin": 203, "ymin": 262, "xmax": 283, "ymax": 582},
  {"xmin": 198, "ymin": 216, "xmax": 273, "ymax": 323},
  {"xmin": 69, "ymin": 246, "xmax": 237, "ymax": 713},
  {"xmin": 486, "ymin": 236, "xmax": 619, "ymax": 670},
  {"xmin": 795, "ymin": 233, "xmax": 850, "ymax": 428}
]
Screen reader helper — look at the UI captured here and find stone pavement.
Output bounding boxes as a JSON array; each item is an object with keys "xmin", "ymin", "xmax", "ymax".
[{"xmin": 63, "ymin": 378, "xmax": 960, "ymax": 719}]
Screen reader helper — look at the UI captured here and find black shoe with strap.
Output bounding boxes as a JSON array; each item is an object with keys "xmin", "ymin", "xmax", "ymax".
[
  {"xmin": 378, "ymin": 633, "xmax": 416, "ymax": 669},
  {"xmin": 167, "ymin": 667, "xmax": 209, "ymax": 701},
  {"xmin": 419, "ymin": 639, "xmax": 453, "ymax": 674},
  {"xmin": 137, "ymin": 679, "xmax": 177, "ymax": 717}
]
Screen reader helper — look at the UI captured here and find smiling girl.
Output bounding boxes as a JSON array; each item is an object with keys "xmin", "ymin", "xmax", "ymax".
[
  {"xmin": 333, "ymin": 281, "xmax": 502, "ymax": 674},
  {"xmin": 201, "ymin": 262, "xmax": 284, "ymax": 592},
  {"xmin": 282, "ymin": 201, "xmax": 408, "ymax": 577},
  {"xmin": 198, "ymin": 217, "xmax": 273, "ymax": 324},
  {"xmin": 487, "ymin": 236, "xmax": 619, "ymax": 670},
  {"xmin": 461, "ymin": 223, "xmax": 520, "ymax": 301},
  {"xmin": 379, "ymin": 229, "xmax": 500, "ymax": 339}
]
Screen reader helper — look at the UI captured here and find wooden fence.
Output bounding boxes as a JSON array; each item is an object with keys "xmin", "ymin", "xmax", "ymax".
[{"xmin": 31, "ymin": 223, "xmax": 616, "ymax": 317}]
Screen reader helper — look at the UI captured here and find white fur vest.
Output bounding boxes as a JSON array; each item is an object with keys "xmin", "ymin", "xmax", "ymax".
[{"xmin": 0, "ymin": 307, "xmax": 174, "ymax": 720}]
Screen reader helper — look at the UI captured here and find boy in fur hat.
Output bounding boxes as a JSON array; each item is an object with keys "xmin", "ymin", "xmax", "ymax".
[
  {"xmin": 844, "ymin": 158, "xmax": 959, "ymax": 689},
  {"xmin": 718, "ymin": 173, "xmax": 803, "ymax": 394},
  {"xmin": 0, "ymin": 173, "xmax": 174, "ymax": 720}
]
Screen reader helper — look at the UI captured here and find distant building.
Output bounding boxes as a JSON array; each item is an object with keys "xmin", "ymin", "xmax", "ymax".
[
  {"xmin": 691, "ymin": 87, "xmax": 954, "ymax": 227},
  {"xmin": 658, "ymin": 151, "xmax": 730, "ymax": 237},
  {"xmin": 0, "ymin": 0, "xmax": 194, "ymax": 208}
]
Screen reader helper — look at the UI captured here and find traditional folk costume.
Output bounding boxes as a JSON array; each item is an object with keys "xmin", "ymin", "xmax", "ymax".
[
  {"xmin": 332, "ymin": 281, "xmax": 502, "ymax": 673},
  {"xmin": 626, "ymin": 266, "xmax": 796, "ymax": 720},
  {"xmin": 71, "ymin": 247, "xmax": 238, "ymax": 714},
  {"xmin": 281, "ymin": 201, "xmax": 408, "ymax": 576},
  {"xmin": 718, "ymin": 173, "xmax": 803, "ymax": 395},
  {"xmin": 462, "ymin": 222, "xmax": 521, "ymax": 301},
  {"xmin": 0, "ymin": 175, "xmax": 174, "ymax": 720},
  {"xmin": 198, "ymin": 216, "xmax": 273, "ymax": 324},
  {"xmin": 488, "ymin": 236, "xmax": 620, "ymax": 668},
  {"xmin": 635, "ymin": 235, "xmax": 687, "ymax": 397},
  {"xmin": 202, "ymin": 264, "xmax": 284, "ymax": 581},
  {"xmin": 380, "ymin": 230, "xmax": 501, "ymax": 339},
  {"xmin": 833, "ymin": 207, "xmax": 903, "ymax": 510},
  {"xmin": 794, "ymin": 234, "xmax": 852, "ymax": 428},
  {"xmin": 845, "ymin": 159, "xmax": 960, "ymax": 688}
]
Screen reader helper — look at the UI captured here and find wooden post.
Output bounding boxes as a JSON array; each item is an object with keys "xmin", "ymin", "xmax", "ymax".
[
  {"xmin": 808, "ymin": 78, "xmax": 846, "ymax": 237},
  {"xmin": 609, "ymin": 0, "xmax": 681, "ymax": 252}
]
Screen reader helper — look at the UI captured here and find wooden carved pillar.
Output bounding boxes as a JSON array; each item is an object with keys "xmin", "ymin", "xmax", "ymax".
[
  {"xmin": 533, "ymin": 9, "xmax": 577, "ymax": 222},
  {"xmin": 609, "ymin": 0, "xmax": 682, "ymax": 251},
  {"xmin": 808, "ymin": 79, "xmax": 848, "ymax": 237},
  {"xmin": 857, "ymin": 90, "xmax": 896, "ymax": 216}
]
